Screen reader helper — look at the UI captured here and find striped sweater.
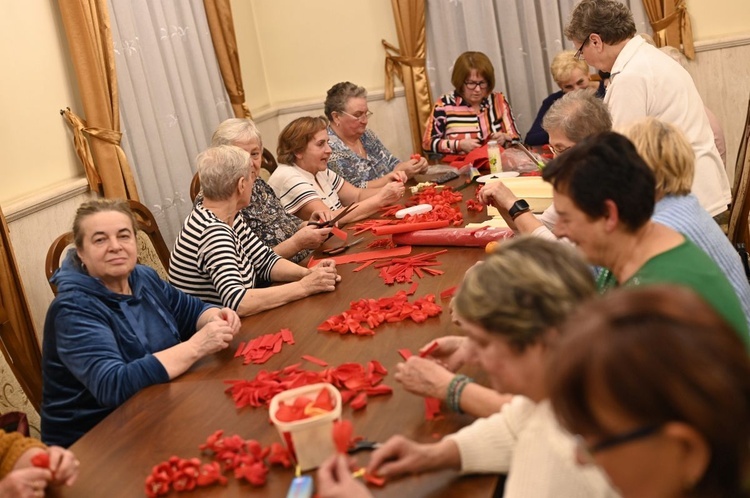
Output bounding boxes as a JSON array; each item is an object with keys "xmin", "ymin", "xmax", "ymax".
[
  {"xmin": 422, "ymin": 91, "xmax": 520, "ymax": 155},
  {"xmin": 268, "ymin": 164, "xmax": 345, "ymax": 214},
  {"xmin": 169, "ymin": 203, "xmax": 281, "ymax": 310}
]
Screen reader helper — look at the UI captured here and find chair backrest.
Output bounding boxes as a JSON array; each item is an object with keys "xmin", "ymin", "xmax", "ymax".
[
  {"xmin": 45, "ymin": 201, "xmax": 171, "ymax": 295},
  {"xmin": 190, "ymin": 147, "xmax": 278, "ymax": 202},
  {"xmin": 727, "ymin": 94, "xmax": 750, "ymax": 247}
]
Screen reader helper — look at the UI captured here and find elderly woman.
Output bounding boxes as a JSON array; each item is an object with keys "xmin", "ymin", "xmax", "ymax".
[
  {"xmin": 268, "ymin": 116, "xmax": 405, "ymax": 224},
  {"xmin": 42, "ymin": 199, "xmax": 241, "ymax": 447},
  {"xmin": 565, "ymin": 0, "xmax": 730, "ymax": 217},
  {"xmin": 422, "ymin": 51, "xmax": 520, "ymax": 156},
  {"xmin": 170, "ymin": 145, "xmax": 340, "ymax": 316},
  {"xmin": 317, "ymin": 237, "xmax": 618, "ymax": 498},
  {"xmin": 550, "ymin": 286, "xmax": 750, "ymax": 498},
  {"xmin": 525, "ymin": 51, "xmax": 599, "ymax": 146},
  {"xmin": 325, "ymin": 82, "xmax": 428, "ymax": 188},
  {"xmin": 481, "ymin": 89, "xmax": 611, "ymax": 240},
  {"xmin": 543, "ymin": 132, "xmax": 749, "ymax": 343},
  {"xmin": 0, "ymin": 431, "xmax": 79, "ymax": 496},
  {"xmin": 210, "ymin": 118, "xmax": 330, "ymax": 263}
]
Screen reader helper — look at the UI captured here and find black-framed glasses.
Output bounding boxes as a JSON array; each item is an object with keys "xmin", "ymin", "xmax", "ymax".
[
  {"xmin": 340, "ymin": 110, "xmax": 373, "ymax": 122},
  {"xmin": 575, "ymin": 424, "xmax": 662, "ymax": 464},
  {"xmin": 574, "ymin": 34, "xmax": 593, "ymax": 60},
  {"xmin": 464, "ymin": 80, "xmax": 489, "ymax": 90}
]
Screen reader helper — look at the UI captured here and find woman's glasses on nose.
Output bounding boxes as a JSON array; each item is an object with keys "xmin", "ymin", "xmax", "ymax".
[
  {"xmin": 464, "ymin": 80, "xmax": 488, "ymax": 90},
  {"xmin": 575, "ymin": 424, "xmax": 662, "ymax": 465}
]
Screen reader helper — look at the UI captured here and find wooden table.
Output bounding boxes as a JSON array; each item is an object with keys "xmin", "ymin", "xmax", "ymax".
[{"xmin": 51, "ymin": 179, "xmax": 499, "ymax": 497}]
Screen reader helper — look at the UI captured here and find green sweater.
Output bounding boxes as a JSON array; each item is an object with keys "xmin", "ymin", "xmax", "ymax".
[{"xmin": 597, "ymin": 240, "xmax": 750, "ymax": 348}]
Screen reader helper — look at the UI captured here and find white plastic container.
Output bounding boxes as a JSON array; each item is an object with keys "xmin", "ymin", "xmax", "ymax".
[{"xmin": 269, "ymin": 383, "xmax": 342, "ymax": 471}]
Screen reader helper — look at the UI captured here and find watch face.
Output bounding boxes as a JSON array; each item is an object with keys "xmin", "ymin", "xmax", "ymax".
[{"xmin": 516, "ymin": 200, "xmax": 530, "ymax": 210}]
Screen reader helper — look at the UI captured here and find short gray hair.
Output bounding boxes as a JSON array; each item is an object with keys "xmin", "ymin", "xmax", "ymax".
[
  {"xmin": 211, "ymin": 118, "xmax": 263, "ymax": 147},
  {"xmin": 542, "ymin": 89, "xmax": 612, "ymax": 143},
  {"xmin": 565, "ymin": 0, "xmax": 636, "ymax": 45},
  {"xmin": 324, "ymin": 82, "xmax": 367, "ymax": 120},
  {"xmin": 197, "ymin": 145, "xmax": 251, "ymax": 201}
]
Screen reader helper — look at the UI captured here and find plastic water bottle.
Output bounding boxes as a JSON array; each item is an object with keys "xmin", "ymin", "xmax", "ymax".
[{"xmin": 488, "ymin": 140, "xmax": 501, "ymax": 174}]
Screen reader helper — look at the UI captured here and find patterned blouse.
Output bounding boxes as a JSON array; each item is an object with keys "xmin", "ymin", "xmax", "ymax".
[
  {"xmin": 241, "ymin": 179, "xmax": 311, "ymax": 264},
  {"xmin": 327, "ymin": 127, "xmax": 400, "ymax": 188},
  {"xmin": 422, "ymin": 91, "xmax": 520, "ymax": 155}
]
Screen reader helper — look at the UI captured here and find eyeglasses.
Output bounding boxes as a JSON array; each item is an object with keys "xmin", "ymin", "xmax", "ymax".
[
  {"xmin": 575, "ymin": 424, "xmax": 662, "ymax": 465},
  {"xmin": 340, "ymin": 110, "xmax": 373, "ymax": 122},
  {"xmin": 464, "ymin": 80, "xmax": 489, "ymax": 90},
  {"xmin": 549, "ymin": 144, "xmax": 572, "ymax": 156},
  {"xmin": 574, "ymin": 34, "xmax": 593, "ymax": 60}
]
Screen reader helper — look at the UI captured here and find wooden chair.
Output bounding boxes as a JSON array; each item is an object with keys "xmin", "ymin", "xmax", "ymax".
[
  {"xmin": 726, "ymin": 94, "xmax": 750, "ymax": 248},
  {"xmin": 45, "ymin": 200, "xmax": 171, "ymax": 295},
  {"xmin": 189, "ymin": 147, "xmax": 278, "ymax": 202}
]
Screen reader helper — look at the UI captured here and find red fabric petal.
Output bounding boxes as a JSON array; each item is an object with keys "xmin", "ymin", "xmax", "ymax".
[{"xmin": 332, "ymin": 419, "xmax": 353, "ymax": 454}]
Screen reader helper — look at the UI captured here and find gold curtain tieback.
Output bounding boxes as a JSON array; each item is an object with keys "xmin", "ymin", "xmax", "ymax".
[{"xmin": 650, "ymin": 0, "xmax": 685, "ymax": 32}]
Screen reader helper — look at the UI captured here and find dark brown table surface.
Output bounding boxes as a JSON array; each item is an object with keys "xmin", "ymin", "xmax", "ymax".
[{"xmin": 51, "ymin": 178, "xmax": 500, "ymax": 497}]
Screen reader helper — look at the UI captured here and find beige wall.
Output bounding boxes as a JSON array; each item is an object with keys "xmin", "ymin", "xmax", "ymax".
[
  {"xmin": 0, "ymin": 2, "xmax": 83, "ymax": 205},
  {"xmin": 231, "ymin": 0, "xmax": 397, "ymax": 107},
  {"xmin": 688, "ymin": 0, "xmax": 750, "ymax": 40}
]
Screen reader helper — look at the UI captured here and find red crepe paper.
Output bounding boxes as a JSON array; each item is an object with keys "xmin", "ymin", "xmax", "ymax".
[
  {"xmin": 234, "ymin": 329, "xmax": 294, "ymax": 365},
  {"xmin": 301, "ymin": 354, "xmax": 328, "ymax": 367},
  {"xmin": 366, "ymin": 238, "xmax": 395, "ymax": 249},
  {"xmin": 352, "ymin": 260, "xmax": 375, "ymax": 272},
  {"xmin": 364, "ymin": 472, "xmax": 387, "ymax": 487},
  {"xmin": 424, "ymin": 397, "xmax": 443, "ymax": 421},
  {"xmin": 440, "ymin": 286, "xmax": 457, "ymax": 299},
  {"xmin": 398, "ymin": 349, "xmax": 412, "ymax": 361},
  {"xmin": 330, "ymin": 226, "xmax": 348, "ymax": 241},
  {"xmin": 351, "ymin": 219, "xmax": 396, "ymax": 235},
  {"xmin": 31, "ymin": 452, "xmax": 50, "ymax": 469},
  {"xmin": 307, "ymin": 245, "xmax": 412, "ymax": 268},
  {"xmin": 466, "ymin": 199, "xmax": 484, "ymax": 212},
  {"xmin": 406, "ymin": 282, "xmax": 418, "ymax": 295},
  {"xmin": 372, "ymin": 250, "xmax": 448, "ymax": 285},
  {"xmin": 317, "ymin": 291, "xmax": 442, "ymax": 336},
  {"xmin": 349, "ymin": 392, "xmax": 368, "ymax": 410},
  {"xmin": 332, "ymin": 419, "xmax": 353, "ymax": 454},
  {"xmin": 225, "ymin": 362, "xmax": 392, "ymax": 411},
  {"xmin": 371, "ymin": 220, "xmax": 449, "ymax": 236},
  {"xmin": 419, "ymin": 341, "xmax": 439, "ymax": 358},
  {"xmin": 392, "ymin": 227, "xmax": 514, "ymax": 247}
]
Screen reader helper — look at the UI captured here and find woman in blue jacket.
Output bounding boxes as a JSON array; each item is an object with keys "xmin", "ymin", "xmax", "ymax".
[{"xmin": 41, "ymin": 199, "xmax": 240, "ymax": 448}]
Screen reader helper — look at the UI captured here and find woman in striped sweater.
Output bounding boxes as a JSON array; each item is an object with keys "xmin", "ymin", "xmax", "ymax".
[{"xmin": 422, "ymin": 51, "xmax": 520, "ymax": 156}]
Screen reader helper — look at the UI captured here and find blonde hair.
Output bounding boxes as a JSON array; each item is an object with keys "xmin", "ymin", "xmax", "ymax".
[
  {"xmin": 621, "ymin": 117, "xmax": 694, "ymax": 196},
  {"xmin": 211, "ymin": 118, "xmax": 263, "ymax": 148},
  {"xmin": 453, "ymin": 237, "xmax": 595, "ymax": 351},
  {"xmin": 550, "ymin": 50, "xmax": 589, "ymax": 88},
  {"xmin": 197, "ymin": 145, "xmax": 251, "ymax": 201}
]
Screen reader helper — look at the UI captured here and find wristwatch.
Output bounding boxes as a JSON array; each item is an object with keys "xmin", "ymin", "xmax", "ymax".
[{"xmin": 508, "ymin": 199, "xmax": 531, "ymax": 220}]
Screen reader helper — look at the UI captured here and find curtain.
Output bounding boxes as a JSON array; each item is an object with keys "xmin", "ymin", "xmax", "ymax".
[
  {"xmin": 57, "ymin": 0, "xmax": 140, "ymax": 201},
  {"xmin": 0, "ymin": 207, "xmax": 42, "ymax": 411},
  {"xmin": 425, "ymin": 0, "xmax": 649, "ymax": 139},
  {"xmin": 384, "ymin": 0, "xmax": 432, "ymax": 155},
  {"xmin": 642, "ymin": 0, "xmax": 695, "ymax": 59},
  {"xmin": 108, "ymin": 0, "xmax": 234, "ymax": 246},
  {"xmin": 203, "ymin": 0, "xmax": 252, "ymax": 119}
]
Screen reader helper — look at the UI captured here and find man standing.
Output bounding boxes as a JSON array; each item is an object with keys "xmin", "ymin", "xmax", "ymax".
[{"xmin": 565, "ymin": 0, "xmax": 731, "ymax": 218}]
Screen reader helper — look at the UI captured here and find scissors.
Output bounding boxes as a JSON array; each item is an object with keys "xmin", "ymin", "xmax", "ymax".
[
  {"xmin": 309, "ymin": 203, "xmax": 359, "ymax": 229},
  {"xmin": 346, "ymin": 440, "xmax": 381, "ymax": 454},
  {"xmin": 322, "ymin": 237, "xmax": 364, "ymax": 256}
]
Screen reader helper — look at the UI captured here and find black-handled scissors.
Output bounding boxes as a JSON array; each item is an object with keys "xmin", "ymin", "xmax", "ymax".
[
  {"xmin": 322, "ymin": 237, "xmax": 364, "ymax": 256},
  {"xmin": 347, "ymin": 440, "xmax": 381, "ymax": 454},
  {"xmin": 309, "ymin": 203, "xmax": 359, "ymax": 229}
]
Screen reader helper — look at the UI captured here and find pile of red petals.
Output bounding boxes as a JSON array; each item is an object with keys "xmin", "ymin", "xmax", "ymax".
[
  {"xmin": 466, "ymin": 184, "xmax": 485, "ymax": 212},
  {"xmin": 373, "ymin": 250, "xmax": 447, "ymax": 285},
  {"xmin": 234, "ymin": 328, "xmax": 295, "ymax": 365},
  {"xmin": 274, "ymin": 387, "xmax": 335, "ymax": 422},
  {"xmin": 403, "ymin": 186, "xmax": 464, "ymax": 226},
  {"xmin": 145, "ymin": 431, "xmax": 293, "ymax": 497},
  {"xmin": 225, "ymin": 361, "xmax": 392, "ymax": 411},
  {"xmin": 317, "ymin": 291, "xmax": 442, "ymax": 336}
]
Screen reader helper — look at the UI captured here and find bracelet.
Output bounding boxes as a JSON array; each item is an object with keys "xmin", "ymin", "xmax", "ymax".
[{"xmin": 446, "ymin": 374, "xmax": 473, "ymax": 414}]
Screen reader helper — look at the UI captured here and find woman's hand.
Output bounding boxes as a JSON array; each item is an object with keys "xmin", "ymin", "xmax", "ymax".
[
  {"xmin": 459, "ymin": 138, "xmax": 482, "ymax": 153},
  {"xmin": 418, "ymin": 336, "xmax": 472, "ymax": 372},
  {"xmin": 0, "ymin": 467, "xmax": 52, "ymax": 497},
  {"xmin": 376, "ymin": 181, "xmax": 405, "ymax": 206},
  {"xmin": 395, "ymin": 157, "xmax": 429, "ymax": 178},
  {"xmin": 211, "ymin": 307, "xmax": 241, "ymax": 335},
  {"xmin": 190, "ymin": 318, "xmax": 236, "ymax": 356},
  {"xmin": 478, "ymin": 181, "xmax": 518, "ymax": 212},
  {"xmin": 46, "ymin": 447, "xmax": 80, "ymax": 486},
  {"xmin": 383, "ymin": 170, "xmax": 408, "ymax": 183},
  {"xmin": 292, "ymin": 224, "xmax": 332, "ymax": 250},
  {"xmin": 316, "ymin": 455, "xmax": 372, "ymax": 498},
  {"xmin": 309, "ymin": 210, "xmax": 335, "ymax": 225},
  {"xmin": 395, "ymin": 357, "xmax": 455, "ymax": 400},
  {"xmin": 299, "ymin": 261, "xmax": 339, "ymax": 295},
  {"xmin": 366, "ymin": 436, "xmax": 460, "ymax": 478},
  {"xmin": 490, "ymin": 131, "xmax": 516, "ymax": 145}
]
